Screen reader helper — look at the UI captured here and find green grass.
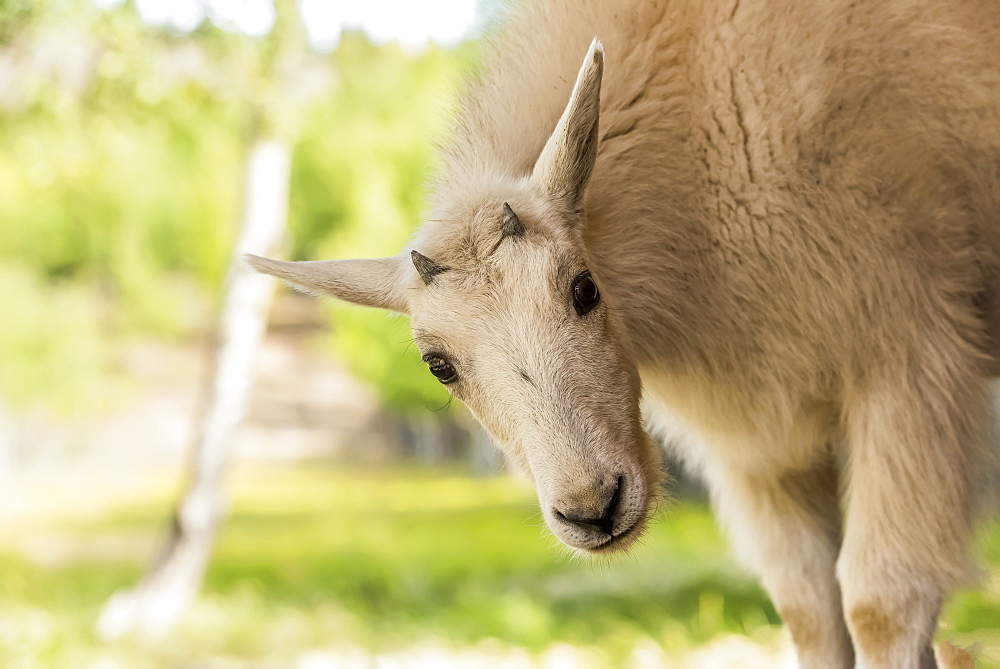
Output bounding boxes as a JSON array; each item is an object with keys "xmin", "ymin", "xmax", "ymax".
[{"xmin": 0, "ymin": 465, "xmax": 997, "ymax": 667}]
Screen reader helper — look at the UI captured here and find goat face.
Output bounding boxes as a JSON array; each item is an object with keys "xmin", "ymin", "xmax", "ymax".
[{"xmin": 407, "ymin": 198, "xmax": 660, "ymax": 553}]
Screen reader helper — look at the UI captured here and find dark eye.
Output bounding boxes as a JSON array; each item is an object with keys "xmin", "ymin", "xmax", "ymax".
[
  {"xmin": 572, "ymin": 271, "xmax": 600, "ymax": 315},
  {"xmin": 423, "ymin": 355, "xmax": 457, "ymax": 384}
]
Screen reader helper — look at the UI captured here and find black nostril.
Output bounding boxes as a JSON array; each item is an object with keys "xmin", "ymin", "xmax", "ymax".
[
  {"xmin": 554, "ymin": 475, "xmax": 624, "ymax": 535},
  {"xmin": 602, "ymin": 475, "xmax": 624, "ymax": 532}
]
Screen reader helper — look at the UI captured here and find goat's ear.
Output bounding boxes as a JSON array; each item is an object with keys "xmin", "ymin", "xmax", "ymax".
[
  {"xmin": 531, "ymin": 38, "xmax": 603, "ymax": 213},
  {"xmin": 245, "ymin": 254, "xmax": 409, "ymax": 314}
]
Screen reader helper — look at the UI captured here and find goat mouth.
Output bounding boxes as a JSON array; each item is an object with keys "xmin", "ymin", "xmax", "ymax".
[{"xmin": 588, "ymin": 517, "xmax": 642, "ymax": 553}]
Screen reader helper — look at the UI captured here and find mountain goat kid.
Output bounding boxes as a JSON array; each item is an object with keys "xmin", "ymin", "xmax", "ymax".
[{"xmin": 248, "ymin": 1, "xmax": 1000, "ymax": 666}]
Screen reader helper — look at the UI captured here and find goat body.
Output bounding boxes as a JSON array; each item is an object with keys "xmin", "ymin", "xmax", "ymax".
[{"xmin": 251, "ymin": 1, "xmax": 1000, "ymax": 665}]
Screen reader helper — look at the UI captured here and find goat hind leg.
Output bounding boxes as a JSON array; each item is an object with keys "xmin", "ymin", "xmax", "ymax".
[
  {"xmin": 838, "ymin": 376, "xmax": 983, "ymax": 668},
  {"xmin": 706, "ymin": 460, "xmax": 854, "ymax": 669}
]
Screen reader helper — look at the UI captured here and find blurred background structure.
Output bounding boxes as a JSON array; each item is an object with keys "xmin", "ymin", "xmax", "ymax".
[{"xmin": 0, "ymin": 1, "xmax": 997, "ymax": 667}]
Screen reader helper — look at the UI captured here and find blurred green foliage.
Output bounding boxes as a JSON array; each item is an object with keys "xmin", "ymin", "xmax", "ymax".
[
  {"xmin": 0, "ymin": 1, "xmax": 470, "ymax": 414},
  {"xmin": 0, "ymin": 466, "xmax": 997, "ymax": 667},
  {"xmin": 0, "ymin": 1, "xmax": 35, "ymax": 45},
  {"xmin": 292, "ymin": 33, "xmax": 468, "ymax": 412}
]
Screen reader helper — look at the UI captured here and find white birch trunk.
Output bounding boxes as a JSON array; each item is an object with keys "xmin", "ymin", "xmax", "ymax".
[{"xmin": 96, "ymin": 139, "xmax": 291, "ymax": 639}]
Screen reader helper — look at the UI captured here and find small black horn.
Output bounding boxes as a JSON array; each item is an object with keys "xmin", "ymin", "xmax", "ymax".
[
  {"xmin": 411, "ymin": 250, "xmax": 447, "ymax": 285},
  {"xmin": 501, "ymin": 202, "xmax": 525, "ymax": 238}
]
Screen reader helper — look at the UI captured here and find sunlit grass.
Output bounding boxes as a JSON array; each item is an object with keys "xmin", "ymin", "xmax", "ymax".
[{"xmin": 0, "ymin": 464, "xmax": 997, "ymax": 667}]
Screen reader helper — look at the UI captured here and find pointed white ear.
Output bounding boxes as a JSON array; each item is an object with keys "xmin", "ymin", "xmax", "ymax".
[
  {"xmin": 245, "ymin": 254, "xmax": 409, "ymax": 314},
  {"xmin": 531, "ymin": 38, "xmax": 604, "ymax": 212}
]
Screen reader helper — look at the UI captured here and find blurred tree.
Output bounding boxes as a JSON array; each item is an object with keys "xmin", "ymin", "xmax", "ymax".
[
  {"xmin": 0, "ymin": 0, "xmax": 488, "ymax": 560},
  {"xmin": 0, "ymin": 1, "xmax": 470, "ymax": 418},
  {"xmin": 95, "ymin": 0, "xmax": 318, "ymax": 639}
]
